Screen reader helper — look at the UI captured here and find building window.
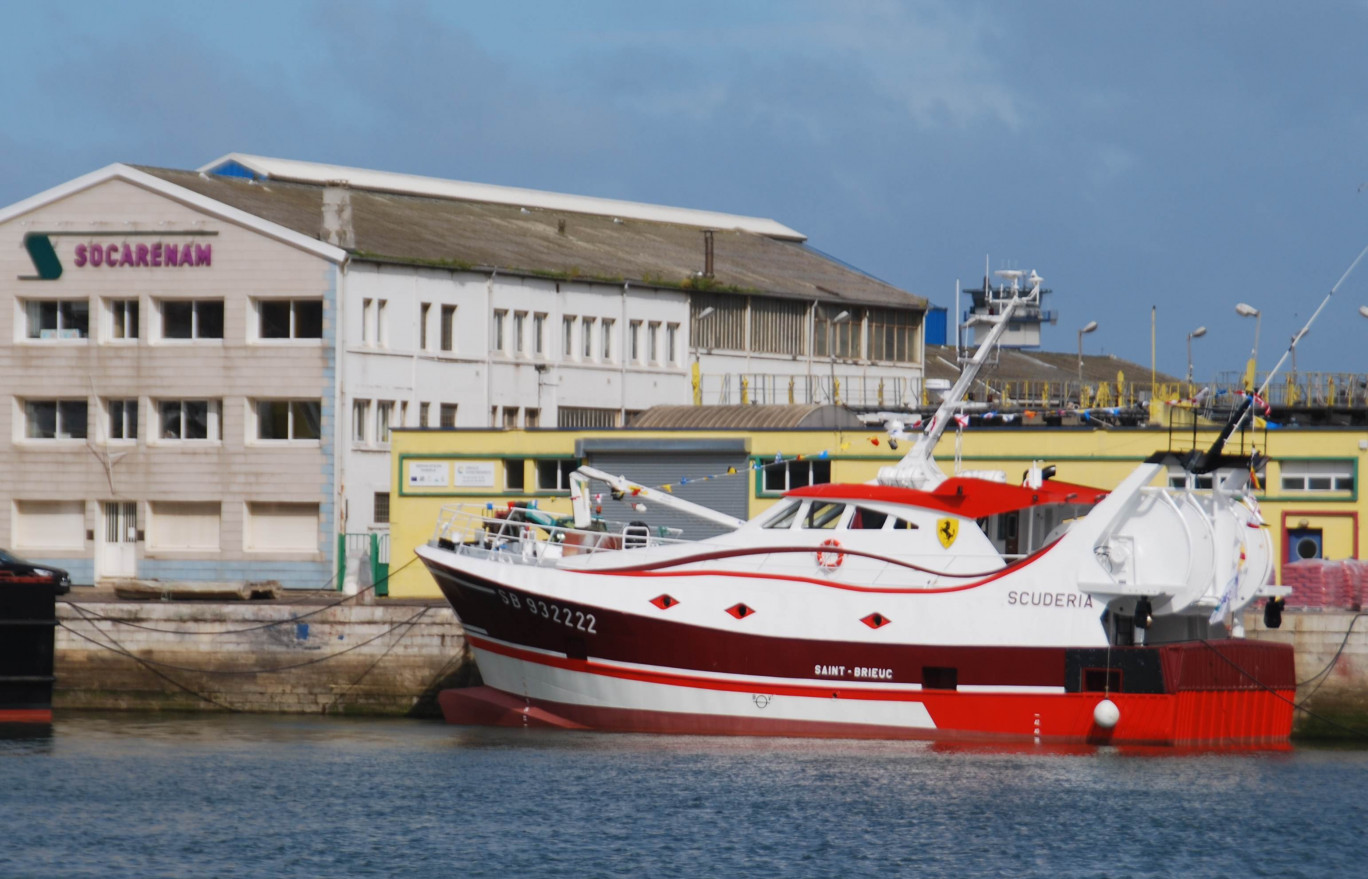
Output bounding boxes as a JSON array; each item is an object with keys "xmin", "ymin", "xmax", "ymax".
[
  {"xmin": 418, "ymin": 402, "xmax": 430, "ymax": 427},
  {"xmin": 373, "ymin": 492, "xmax": 390, "ymax": 525},
  {"xmin": 25, "ymin": 400, "xmax": 88, "ymax": 439},
  {"xmin": 505, "ymin": 459, "xmax": 526, "ymax": 490},
  {"xmin": 148, "ymin": 501, "xmax": 221, "ymax": 551},
  {"xmin": 376, "ymin": 401, "xmax": 394, "ymax": 444},
  {"xmin": 107, "ymin": 399, "xmax": 138, "ymax": 440},
  {"xmin": 439, "ymin": 403, "xmax": 458, "ymax": 428},
  {"xmin": 648, "ymin": 322, "xmax": 660, "ymax": 363},
  {"xmin": 602, "ymin": 318, "xmax": 615, "ymax": 362},
  {"xmin": 440, "ymin": 304, "xmax": 456, "ymax": 352},
  {"xmin": 762, "ymin": 459, "xmax": 832, "ymax": 494},
  {"xmin": 749, "ymin": 298, "xmax": 806, "ymax": 355},
  {"xmin": 691, "ymin": 295, "xmax": 746, "ymax": 351},
  {"xmin": 259, "ymin": 299, "xmax": 322, "ymax": 339},
  {"xmin": 582, "ymin": 317, "xmax": 595, "ymax": 359},
  {"xmin": 1167, "ymin": 470, "xmax": 1214, "ymax": 490},
  {"xmin": 514, "ymin": 311, "xmax": 527, "ymax": 355},
  {"xmin": 533, "ymin": 313, "xmax": 546, "ymax": 356},
  {"xmin": 536, "ymin": 459, "xmax": 579, "ymax": 491},
  {"xmin": 814, "ymin": 304, "xmax": 861, "ymax": 358},
  {"xmin": 420, "ymin": 303, "xmax": 431, "ymax": 350},
  {"xmin": 1280, "ymin": 460, "xmax": 1354, "ymax": 492},
  {"xmin": 502, "ymin": 407, "xmax": 519, "ymax": 429},
  {"xmin": 493, "ymin": 310, "xmax": 507, "ymax": 353},
  {"xmin": 629, "ymin": 320, "xmax": 642, "ymax": 362},
  {"xmin": 108, "ymin": 299, "xmax": 139, "ymax": 341},
  {"xmin": 867, "ymin": 307, "xmax": 919, "ymax": 363},
  {"xmin": 256, "ymin": 400, "xmax": 321, "ymax": 441},
  {"xmin": 161, "ymin": 299, "xmax": 224, "ymax": 340},
  {"xmin": 245, "ymin": 502, "xmax": 319, "ymax": 552},
  {"xmin": 352, "ymin": 399, "xmax": 370, "ymax": 443},
  {"xmin": 558, "ymin": 407, "xmax": 619, "ymax": 429},
  {"xmin": 25, "ymin": 299, "xmax": 90, "ymax": 339},
  {"xmin": 666, "ymin": 323, "xmax": 679, "ymax": 364},
  {"xmin": 159, "ymin": 400, "xmax": 220, "ymax": 440},
  {"xmin": 563, "ymin": 316, "xmax": 575, "ymax": 358},
  {"xmin": 12, "ymin": 500, "xmax": 85, "ymax": 550},
  {"xmin": 524, "ymin": 408, "xmax": 540, "ymax": 428}
]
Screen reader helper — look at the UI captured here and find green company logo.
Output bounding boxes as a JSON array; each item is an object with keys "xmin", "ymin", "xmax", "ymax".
[
  {"xmin": 19, "ymin": 230, "xmax": 218, "ymax": 280},
  {"xmin": 21, "ymin": 233, "xmax": 62, "ymax": 280}
]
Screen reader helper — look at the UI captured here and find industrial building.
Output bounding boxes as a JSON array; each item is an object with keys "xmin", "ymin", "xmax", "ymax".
[
  {"xmin": 386, "ymin": 416, "xmax": 1366, "ymax": 599},
  {"xmin": 0, "ymin": 155, "xmax": 925, "ymax": 586}
]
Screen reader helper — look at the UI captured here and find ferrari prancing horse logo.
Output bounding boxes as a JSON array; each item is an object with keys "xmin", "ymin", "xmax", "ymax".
[{"xmin": 937, "ymin": 517, "xmax": 959, "ymax": 549}]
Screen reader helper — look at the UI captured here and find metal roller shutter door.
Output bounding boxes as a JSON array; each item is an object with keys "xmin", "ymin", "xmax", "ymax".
[{"xmin": 583, "ymin": 451, "xmax": 749, "ymax": 540}]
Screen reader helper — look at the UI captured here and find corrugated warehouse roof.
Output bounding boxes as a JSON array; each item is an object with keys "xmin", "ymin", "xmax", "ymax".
[
  {"xmin": 628, "ymin": 404, "xmax": 864, "ymax": 430},
  {"xmin": 136, "ymin": 163, "xmax": 924, "ymax": 311},
  {"xmin": 922, "ymin": 345, "xmax": 1178, "ymax": 386}
]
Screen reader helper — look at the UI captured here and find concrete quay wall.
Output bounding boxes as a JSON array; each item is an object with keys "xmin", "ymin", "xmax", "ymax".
[
  {"xmin": 56, "ymin": 597, "xmax": 471, "ymax": 717},
  {"xmin": 1247, "ymin": 609, "xmax": 1368, "ymax": 739},
  {"xmin": 50, "ymin": 597, "xmax": 1368, "ymax": 739}
]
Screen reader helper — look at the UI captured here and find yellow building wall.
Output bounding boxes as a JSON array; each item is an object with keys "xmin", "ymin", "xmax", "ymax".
[{"xmin": 388, "ymin": 425, "xmax": 1365, "ymax": 598}]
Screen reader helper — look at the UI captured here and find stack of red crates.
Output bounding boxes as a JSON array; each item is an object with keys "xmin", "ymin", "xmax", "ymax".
[{"xmin": 1281, "ymin": 559, "xmax": 1364, "ymax": 610}]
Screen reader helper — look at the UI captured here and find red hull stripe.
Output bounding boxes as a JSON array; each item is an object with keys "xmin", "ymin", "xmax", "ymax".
[
  {"xmin": 0, "ymin": 708, "xmax": 52, "ymax": 723},
  {"xmin": 469, "ymin": 633, "xmax": 933, "ymax": 702},
  {"xmin": 569, "ymin": 539, "xmax": 1063, "ymax": 595}
]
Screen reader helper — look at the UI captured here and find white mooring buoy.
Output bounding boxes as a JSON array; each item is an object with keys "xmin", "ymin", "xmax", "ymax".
[{"xmin": 1093, "ymin": 698, "xmax": 1120, "ymax": 729}]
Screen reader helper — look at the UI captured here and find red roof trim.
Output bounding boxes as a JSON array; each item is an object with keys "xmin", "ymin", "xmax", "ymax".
[{"xmin": 785, "ymin": 479, "xmax": 1108, "ymax": 519}]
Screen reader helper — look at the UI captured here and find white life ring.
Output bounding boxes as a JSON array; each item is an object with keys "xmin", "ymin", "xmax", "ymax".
[{"xmin": 816, "ymin": 538, "xmax": 845, "ymax": 571}]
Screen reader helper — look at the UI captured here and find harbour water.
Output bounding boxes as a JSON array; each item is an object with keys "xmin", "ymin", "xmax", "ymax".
[{"xmin": 3, "ymin": 714, "xmax": 1366, "ymax": 878}]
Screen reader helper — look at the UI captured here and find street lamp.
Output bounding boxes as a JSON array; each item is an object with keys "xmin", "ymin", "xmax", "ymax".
[
  {"xmin": 1076, "ymin": 320, "xmax": 1098, "ymax": 396},
  {"xmin": 1185, "ymin": 325, "xmax": 1207, "ymax": 387},
  {"xmin": 1235, "ymin": 302, "xmax": 1261, "ymax": 389},
  {"xmin": 828, "ymin": 310, "xmax": 850, "ymax": 403}
]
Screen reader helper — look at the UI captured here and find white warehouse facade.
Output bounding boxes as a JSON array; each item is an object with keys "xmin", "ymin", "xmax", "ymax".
[{"xmin": 0, "ymin": 154, "xmax": 925, "ymax": 588}]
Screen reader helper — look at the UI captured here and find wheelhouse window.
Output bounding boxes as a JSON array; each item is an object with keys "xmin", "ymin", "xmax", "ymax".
[
  {"xmin": 158, "ymin": 400, "xmax": 220, "ymax": 440},
  {"xmin": 25, "ymin": 400, "xmax": 88, "ymax": 438},
  {"xmin": 25, "ymin": 299, "xmax": 89, "ymax": 339},
  {"xmin": 802, "ymin": 501, "xmax": 846, "ymax": 529},
  {"xmin": 256, "ymin": 400, "xmax": 321, "ymax": 440},
  {"xmin": 761, "ymin": 500, "xmax": 801, "ymax": 529},
  {"xmin": 849, "ymin": 507, "xmax": 890, "ymax": 530},
  {"xmin": 161, "ymin": 300, "xmax": 224, "ymax": 340},
  {"xmin": 259, "ymin": 299, "xmax": 323, "ymax": 339}
]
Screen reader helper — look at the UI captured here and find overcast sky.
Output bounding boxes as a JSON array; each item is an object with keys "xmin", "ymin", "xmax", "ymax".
[{"xmin": 4, "ymin": 0, "xmax": 1368, "ymax": 380}]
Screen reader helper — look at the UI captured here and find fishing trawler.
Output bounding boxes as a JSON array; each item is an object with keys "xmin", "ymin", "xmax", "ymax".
[{"xmin": 416, "ymin": 269, "xmax": 1295, "ymax": 746}]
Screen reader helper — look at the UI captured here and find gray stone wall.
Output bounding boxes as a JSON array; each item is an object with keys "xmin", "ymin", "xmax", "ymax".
[
  {"xmin": 1247, "ymin": 608, "xmax": 1368, "ymax": 739},
  {"xmin": 56, "ymin": 600, "xmax": 470, "ymax": 717}
]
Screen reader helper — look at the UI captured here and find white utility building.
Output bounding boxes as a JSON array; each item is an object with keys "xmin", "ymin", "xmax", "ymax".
[{"xmin": 0, "ymin": 155, "xmax": 925, "ymax": 587}]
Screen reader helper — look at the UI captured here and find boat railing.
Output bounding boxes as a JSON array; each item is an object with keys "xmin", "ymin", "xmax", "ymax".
[{"xmin": 429, "ymin": 503, "xmax": 691, "ymax": 566}]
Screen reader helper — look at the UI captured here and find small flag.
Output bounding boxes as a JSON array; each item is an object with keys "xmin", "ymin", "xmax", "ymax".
[{"xmin": 953, "ymin": 413, "xmax": 969, "ymax": 428}]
